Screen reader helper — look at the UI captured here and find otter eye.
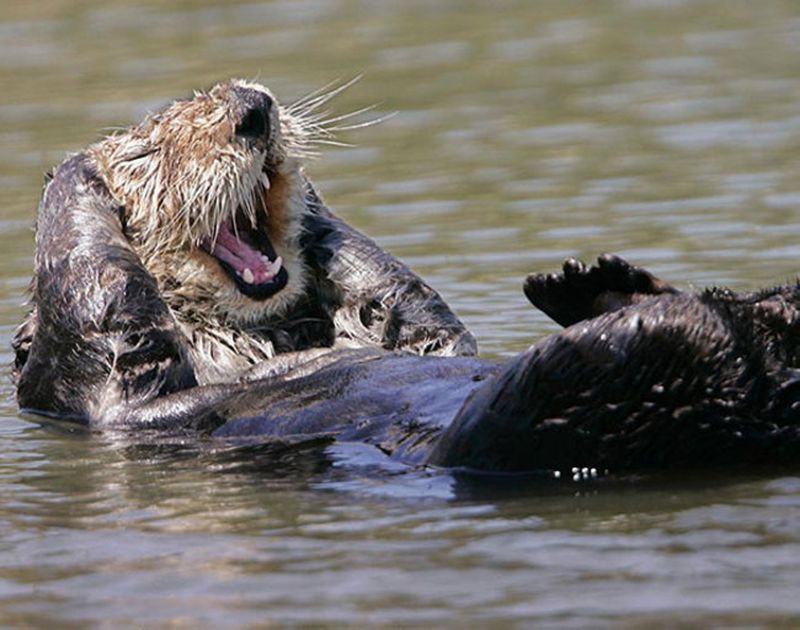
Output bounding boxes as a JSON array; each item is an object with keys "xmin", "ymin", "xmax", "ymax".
[{"xmin": 236, "ymin": 108, "xmax": 267, "ymax": 139}]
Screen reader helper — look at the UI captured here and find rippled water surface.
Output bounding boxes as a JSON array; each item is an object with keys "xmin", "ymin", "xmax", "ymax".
[{"xmin": 2, "ymin": 0, "xmax": 800, "ymax": 625}]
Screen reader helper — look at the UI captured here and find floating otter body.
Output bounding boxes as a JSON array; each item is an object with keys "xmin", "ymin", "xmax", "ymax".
[{"xmin": 13, "ymin": 80, "xmax": 800, "ymax": 473}]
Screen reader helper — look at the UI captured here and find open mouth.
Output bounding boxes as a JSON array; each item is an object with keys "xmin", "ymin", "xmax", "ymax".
[{"xmin": 200, "ymin": 205, "xmax": 289, "ymax": 301}]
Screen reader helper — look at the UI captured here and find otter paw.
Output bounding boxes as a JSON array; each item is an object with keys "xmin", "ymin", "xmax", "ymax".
[
  {"xmin": 524, "ymin": 254, "xmax": 677, "ymax": 327},
  {"xmin": 524, "ymin": 256, "xmax": 597, "ymax": 328},
  {"xmin": 595, "ymin": 253, "xmax": 672, "ymax": 295}
]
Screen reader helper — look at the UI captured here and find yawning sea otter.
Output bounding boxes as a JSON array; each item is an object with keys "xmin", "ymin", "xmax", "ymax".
[
  {"xmin": 13, "ymin": 80, "xmax": 475, "ymax": 407},
  {"xmin": 13, "ymin": 80, "xmax": 800, "ymax": 473}
]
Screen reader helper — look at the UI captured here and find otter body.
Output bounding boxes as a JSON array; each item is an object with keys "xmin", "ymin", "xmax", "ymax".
[
  {"xmin": 13, "ymin": 80, "xmax": 800, "ymax": 474},
  {"xmin": 204, "ymin": 282, "xmax": 800, "ymax": 472}
]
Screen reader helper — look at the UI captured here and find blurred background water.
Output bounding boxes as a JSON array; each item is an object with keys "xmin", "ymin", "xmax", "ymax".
[{"xmin": 2, "ymin": 0, "xmax": 800, "ymax": 625}]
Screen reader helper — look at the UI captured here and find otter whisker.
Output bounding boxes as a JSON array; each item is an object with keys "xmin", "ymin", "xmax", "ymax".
[
  {"xmin": 286, "ymin": 80, "xmax": 340, "ymax": 112},
  {"xmin": 283, "ymin": 98, "xmax": 392, "ymax": 162},
  {"xmin": 284, "ymin": 148, "xmax": 322, "ymax": 160},
  {"xmin": 304, "ymin": 139, "xmax": 356, "ymax": 148},
  {"xmin": 287, "ymin": 75, "xmax": 363, "ymax": 115},
  {"xmin": 327, "ymin": 110, "xmax": 397, "ymax": 132},
  {"xmin": 290, "ymin": 125, "xmax": 337, "ymax": 142},
  {"xmin": 311, "ymin": 104, "xmax": 382, "ymax": 127}
]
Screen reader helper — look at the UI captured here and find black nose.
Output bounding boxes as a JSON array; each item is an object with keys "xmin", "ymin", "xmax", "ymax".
[{"xmin": 232, "ymin": 87, "xmax": 272, "ymax": 141}]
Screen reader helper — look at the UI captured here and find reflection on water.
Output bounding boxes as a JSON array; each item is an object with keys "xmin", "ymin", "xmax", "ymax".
[{"xmin": 2, "ymin": 0, "xmax": 800, "ymax": 625}]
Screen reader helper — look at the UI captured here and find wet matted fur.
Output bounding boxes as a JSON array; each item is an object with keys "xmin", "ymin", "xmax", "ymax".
[
  {"xmin": 14, "ymin": 80, "xmax": 476, "ymax": 417},
  {"xmin": 12, "ymin": 80, "xmax": 800, "ymax": 473}
]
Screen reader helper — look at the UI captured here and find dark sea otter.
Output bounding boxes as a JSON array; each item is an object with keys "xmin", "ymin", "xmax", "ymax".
[{"xmin": 13, "ymin": 80, "xmax": 800, "ymax": 474}]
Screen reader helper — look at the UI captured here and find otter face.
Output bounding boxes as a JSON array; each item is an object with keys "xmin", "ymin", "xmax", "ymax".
[{"xmin": 89, "ymin": 80, "xmax": 317, "ymax": 325}]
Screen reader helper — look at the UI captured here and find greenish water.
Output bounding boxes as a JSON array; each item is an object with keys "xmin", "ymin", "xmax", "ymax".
[{"xmin": 2, "ymin": 0, "xmax": 800, "ymax": 625}]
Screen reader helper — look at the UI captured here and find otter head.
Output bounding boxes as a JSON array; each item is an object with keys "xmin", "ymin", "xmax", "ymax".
[{"xmin": 89, "ymin": 79, "xmax": 317, "ymax": 325}]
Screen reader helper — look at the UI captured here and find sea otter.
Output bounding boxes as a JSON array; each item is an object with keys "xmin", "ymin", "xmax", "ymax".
[
  {"xmin": 13, "ymin": 80, "xmax": 475, "ymax": 411},
  {"xmin": 13, "ymin": 80, "xmax": 800, "ymax": 473}
]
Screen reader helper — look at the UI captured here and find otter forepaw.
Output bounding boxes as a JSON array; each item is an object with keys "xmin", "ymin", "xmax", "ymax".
[
  {"xmin": 524, "ymin": 254, "xmax": 677, "ymax": 327},
  {"xmin": 524, "ymin": 257, "xmax": 595, "ymax": 328},
  {"xmin": 594, "ymin": 253, "xmax": 677, "ymax": 296}
]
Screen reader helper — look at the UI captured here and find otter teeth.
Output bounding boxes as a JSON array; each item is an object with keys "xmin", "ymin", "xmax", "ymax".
[
  {"xmin": 268, "ymin": 256, "xmax": 283, "ymax": 275},
  {"xmin": 259, "ymin": 255, "xmax": 283, "ymax": 275},
  {"xmin": 237, "ymin": 258, "xmax": 282, "ymax": 285}
]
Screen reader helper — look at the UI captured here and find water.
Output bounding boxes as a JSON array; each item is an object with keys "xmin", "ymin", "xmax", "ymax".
[{"xmin": 2, "ymin": 0, "xmax": 800, "ymax": 625}]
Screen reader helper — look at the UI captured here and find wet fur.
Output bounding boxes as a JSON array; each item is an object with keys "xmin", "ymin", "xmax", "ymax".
[
  {"xmin": 12, "ymin": 81, "xmax": 800, "ymax": 473},
  {"xmin": 13, "ymin": 80, "xmax": 475, "ymax": 424}
]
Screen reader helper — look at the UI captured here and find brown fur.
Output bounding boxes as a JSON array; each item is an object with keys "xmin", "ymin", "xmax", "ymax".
[
  {"xmin": 88, "ymin": 80, "xmax": 310, "ymax": 332},
  {"xmin": 15, "ymin": 79, "xmax": 476, "ymax": 408}
]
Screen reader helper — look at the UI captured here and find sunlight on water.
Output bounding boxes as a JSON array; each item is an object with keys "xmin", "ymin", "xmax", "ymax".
[{"xmin": 2, "ymin": 0, "xmax": 800, "ymax": 625}]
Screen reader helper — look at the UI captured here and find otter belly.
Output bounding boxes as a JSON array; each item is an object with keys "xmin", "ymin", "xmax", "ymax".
[{"xmin": 211, "ymin": 350, "xmax": 499, "ymax": 464}]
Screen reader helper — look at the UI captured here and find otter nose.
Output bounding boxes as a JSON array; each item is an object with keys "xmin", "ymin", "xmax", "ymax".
[{"xmin": 233, "ymin": 87, "xmax": 273, "ymax": 142}]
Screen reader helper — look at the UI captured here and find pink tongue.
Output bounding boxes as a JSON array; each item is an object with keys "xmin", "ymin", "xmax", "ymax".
[{"xmin": 208, "ymin": 220, "xmax": 276, "ymax": 284}]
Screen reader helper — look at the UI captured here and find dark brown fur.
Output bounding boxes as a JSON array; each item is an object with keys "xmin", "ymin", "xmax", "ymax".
[{"xmin": 12, "ymin": 81, "xmax": 800, "ymax": 474}]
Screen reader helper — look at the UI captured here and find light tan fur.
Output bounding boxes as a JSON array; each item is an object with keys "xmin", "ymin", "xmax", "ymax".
[{"xmin": 84, "ymin": 79, "xmax": 354, "ymax": 381}]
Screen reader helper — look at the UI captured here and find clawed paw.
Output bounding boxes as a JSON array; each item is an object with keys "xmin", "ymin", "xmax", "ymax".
[{"xmin": 524, "ymin": 254, "xmax": 677, "ymax": 328}]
